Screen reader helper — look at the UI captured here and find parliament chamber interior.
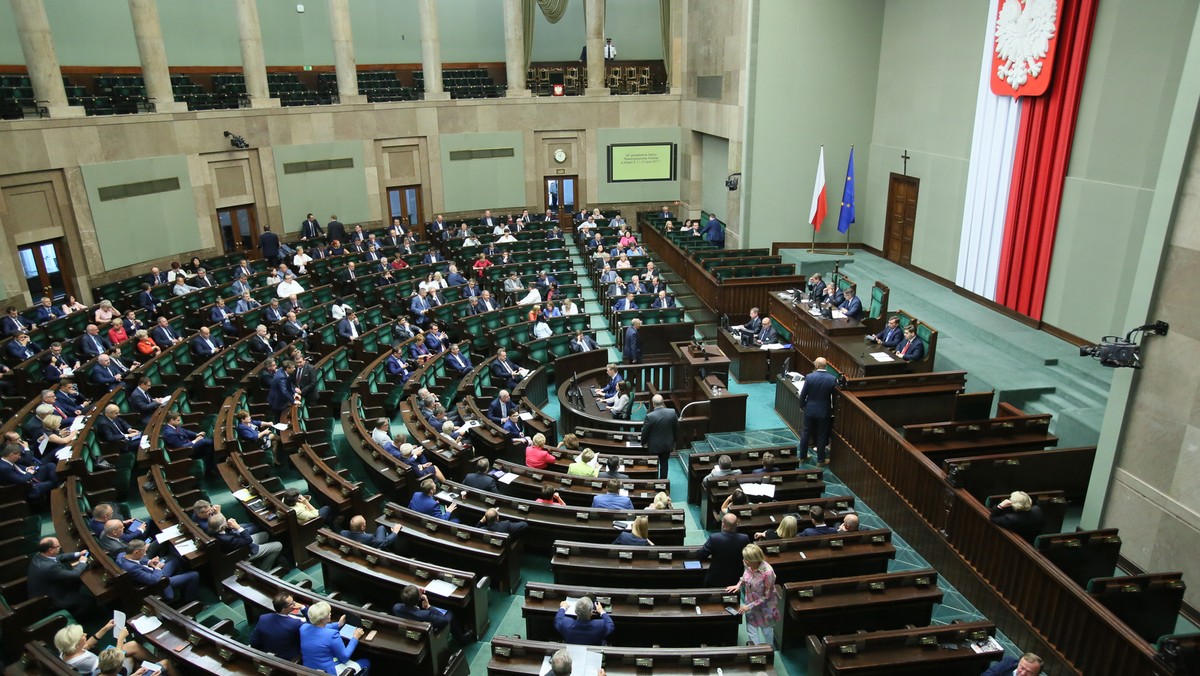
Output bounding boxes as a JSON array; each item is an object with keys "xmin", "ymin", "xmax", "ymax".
[{"xmin": 0, "ymin": 1, "xmax": 1198, "ymax": 675}]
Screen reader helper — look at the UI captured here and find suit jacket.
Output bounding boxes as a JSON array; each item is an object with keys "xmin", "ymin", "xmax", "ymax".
[
  {"xmin": 875, "ymin": 325, "xmax": 903, "ymax": 348},
  {"xmin": 640, "ymin": 407, "xmax": 679, "ymax": 457},
  {"xmin": 799, "ymin": 370, "xmax": 837, "ymax": 417},
  {"xmin": 326, "ymin": 221, "xmax": 346, "ymax": 243},
  {"xmin": 0, "ymin": 459, "xmax": 35, "ymax": 487},
  {"xmin": 300, "ymin": 219, "xmax": 324, "ymax": 239},
  {"xmin": 79, "ymin": 333, "xmax": 110, "ymax": 358},
  {"xmin": 623, "ymin": 326, "xmax": 642, "ymax": 362},
  {"xmin": 341, "ymin": 526, "xmax": 397, "ymax": 551},
  {"xmin": 294, "ymin": 364, "xmax": 318, "ymax": 399},
  {"xmin": 757, "ymin": 326, "xmax": 779, "ymax": 344},
  {"xmin": 190, "ymin": 334, "xmax": 223, "ymax": 357},
  {"xmin": 27, "ymin": 552, "xmax": 87, "ymax": 610},
  {"xmin": 569, "ymin": 336, "xmax": 598, "ymax": 353},
  {"xmin": 651, "ymin": 296, "xmax": 676, "ymax": 309},
  {"xmin": 491, "ymin": 358, "xmax": 520, "ymax": 386},
  {"xmin": 807, "ymin": 280, "xmax": 827, "ymax": 302},
  {"xmin": 696, "ymin": 530, "xmax": 751, "ymax": 586},
  {"xmin": 554, "ymin": 607, "xmax": 615, "ymax": 645},
  {"xmin": 446, "ymin": 352, "xmax": 472, "ymax": 375},
  {"xmin": 896, "ymin": 336, "xmax": 925, "ymax": 361},
  {"xmin": 32, "ymin": 305, "xmax": 63, "ymax": 323},
  {"xmin": 463, "ymin": 472, "xmax": 499, "ymax": 492},
  {"xmin": 425, "ymin": 331, "xmax": 447, "ymax": 352},
  {"xmin": 981, "ymin": 657, "xmax": 1022, "ymax": 676},
  {"xmin": 990, "ymin": 505, "xmax": 1046, "ymax": 544},
  {"xmin": 6, "ymin": 340, "xmax": 40, "ymax": 362},
  {"xmin": 1, "ymin": 315, "xmax": 30, "ymax": 336},
  {"xmin": 409, "ymin": 492, "xmax": 453, "ymax": 520},
  {"xmin": 162, "ymin": 424, "xmax": 201, "ymax": 450},
  {"xmin": 259, "ymin": 231, "xmax": 280, "ymax": 257},
  {"xmin": 392, "ymin": 602, "xmax": 451, "ymax": 631},
  {"xmin": 487, "ymin": 397, "xmax": 513, "ymax": 424},
  {"xmin": 94, "ymin": 415, "xmax": 135, "ymax": 443},
  {"xmin": 149, "ymin": 324, "xmax": 178, "ymax": 348},
  {"xmin": 250, "ymin": 612, "xmax": 304, "ymax": 661},
  {"xmin": 90, "ymin": 362, "xmax": 120, "ymax": 388},
  {"xmin": 839, "ymin": 295, "xmax": 863, "ymax": 320},
  {"xmin": 137, "ymin": 291, "xmax": 159, "ymax": 314},
  {"xmin": 129, "ymin": 387, "xmax": 160, "ymax": 423},
  {"xmin": 268, "ymin": 369, "xmax": 295, "ymax": 411},
  {"xmin": 336, "ymin": 318, "xmax": 360, "ymax": 341}
]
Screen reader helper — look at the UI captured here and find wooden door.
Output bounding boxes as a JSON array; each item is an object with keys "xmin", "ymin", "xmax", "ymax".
[
  {"xmin": 544, "ymin": 176, "xmax": 577, "ymax": 218},
  {"xmin": 217, "ymin": 205, "xmax": 260, "ymax": 257},
  {"xmin": 387, "ymin": 185, "xmax": 423, "ymax": 237},
  {"xmin": 17, "ymin": 239, "xmax": 74, "ymax": 301},
  {"xmin": 883, "ymin": 173, "xmax": 919, "ymax": 265}
]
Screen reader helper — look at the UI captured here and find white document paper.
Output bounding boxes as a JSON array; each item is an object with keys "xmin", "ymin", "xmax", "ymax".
[
  {"xmin": 423, "ymin": 578, "xmax": 458, "ymax": 598},
  {"xmin": 760, "ymin": 343, "xmax": 786, "ymax": 351},
  {"xmin": 970, "ymin": 637, "xmax": 1002, "ymax": 654},
  {"xmin": 70, "ymin": 417, "xmax": 87, "ymax": 432},
  {"xmin": 464, "ymin": 419, "xmax": 482, "ymax": 427},
  {"xmin": 741, "ymin": 483, "xmax": 776, "ymax": 498},
  {"xmin": 272, "ymin": 423, "xmax": 289, "ymax": 431},
  {"xmin": 869, "ymin": 352, "xmax": 896, "ymax": 363},
  {"xmin": 435, "ymin": 491, "xmax": 459, "ymax": 503},
  {"xmin": 232, "ymin": 489, "xmax": 254, "ymax": 502},
  {"xmin": 113, "ymin": 610, "xmax": 127, "ymax": 635},
  {"xmin": 155, "ymin": 525, "xmax": 182, "ymax": 542},
  {"xmin": 129, "ymin": 615, "xmax": 162, "ymax": 635},
  {"xmin": 561, "ymin": 597, "xmax": 580, "ymax": 616},
  {"xmin": 140, "ymin": 436, "xmax": 151, "ymax": 450},
  {"xmin": 519, "ymin": 412, "xmax": 534, "ymax": 421},
  {"xmin": 38, "ymin": 437, "xmax": 49, "ymax": 455},
  {"xmin": 174, "ymin": 540, "xmax": 198, "ymax": 556},
  {"xmin": 55, "ymin": 448, "xmax": 72, "ymax": 461},
  {"xmin": 139, "ymin": 661, "xmax": 163, "ymax": 674},
  {"xmin": 618, "ymin": 489, "xmax": 629, "ymax": 497},
  {"xmin": 498, "ymin": 472, "xmax": 519, "ymax": 485}
]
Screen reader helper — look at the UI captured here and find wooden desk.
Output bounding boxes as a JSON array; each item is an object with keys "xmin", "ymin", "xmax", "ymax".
[
  {"xmin": 715, "ymin": 328, "xmax": 776, "ymax": 383},
  {"xmin": 807, "ymin": 620, "xmax": 1002, "ymax": 676},
  {"xmin": 487, "ymin": 636, "xmax": 777, "ymax": 676},
  {"xmin": 781, "ymin": 569, "xmax": 943, "ymax": 642},
  {"xmin": 769, "ymin": 292, "xmax": 916, "ymax": 378}
]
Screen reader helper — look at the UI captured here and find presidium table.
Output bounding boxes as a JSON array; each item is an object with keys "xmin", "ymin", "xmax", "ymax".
[{"xmin": 766, "ymin": 290, "xmax": 915, "ymax": 379}]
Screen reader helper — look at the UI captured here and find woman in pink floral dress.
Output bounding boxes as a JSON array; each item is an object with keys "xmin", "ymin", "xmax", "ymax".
[{"xmin": 726, "ymin": 543, "xmax": 780, "ymax": 647}]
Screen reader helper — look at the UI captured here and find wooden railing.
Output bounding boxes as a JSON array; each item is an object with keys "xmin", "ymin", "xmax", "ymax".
[{"xmin": 832, "ymin": 384, "xmax": 1169, "ymax": 675}]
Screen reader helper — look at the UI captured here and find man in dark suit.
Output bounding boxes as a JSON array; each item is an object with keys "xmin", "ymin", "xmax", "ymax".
[
  {"xmin": 78, "ymin": 324, "xmax": 111, "ymax": 358},
  {"xmin": 982, "ymin": 653, "xmax": 1043, "ymax": 676},
  {"xmin": 838, "ymin": 286, "xmax": 863, "ymax": 320},
  {"xmin": 190, "ymin": 326, "xmax": 223, "ymax": 357},
  {"xmin": 623, "ymin": 319, "xmax": 643, "ymax": 364},
  {"xmin": 259, "ymin": 225, "xmax": 281, "ymax": 266},
  {"xmin": 486, "ymin": 390, "xmax": 514, "ymax": 425},
  {"xmin": 30, "ymin": 297, "xmax": 63, "ymax": 324},
  {"xmin": 149, "ymin": 317, "xmax": 181, "ymax": 349},
  {"xmin": 1, "ymin": 306, "xmax": 32, "ymax": 337},
  {"xmin": 268, "ymin": 360, "xmax": 298, "ymax": 421},
  {"xmin": 27, "ymin": 537, "xmax": 94, "ymax": 617},
  {"xmin": 1, "ymin": 443, "xmax": 56, "ymax": 500},
  {"xmin": 250, "ymin": 593, "xmax": 306, "ymax": 661},
  {"xmin": 162, "ymin": 411, "xmax": 217, "ymax": 475},
  {"xmin": 293, "ymin": 354, "xmax": 319, "ymax": 400},
  {"xmin": 701, "ymin": 215, "xmax": 725, "ymax": 248},
  {"xmin": 894, "ymin": 326, "xmax": 925, "ymax": 361},
  {"xmin": 869, "ymin": 316, "xmax": 903, "ymax": 349},
  {"xmin": 393, "ymin": 584, "xmax": 475, "ymax": 644},
  {"xmin": 478, "ymin": 508, "xmax": 527, "ymax": 535},
  {"xmin": 94, "ymin": 403, "xmax": 140, "ymax": 454},
  {"xmin": 5, "ymin": 333, "xmax": 39, "ymax": 363},
  {"xmin": 554, "ymin": 596, "xmax": 614, "ymax": 646},
  {"xmin": 129, "ymin": 377, "xmax": 164, "ymax": 424},
  {"xmin": 326, "ymin": 216, "xmax": 346, "ymax": 244},
  {"xmin": 446, "ymin": 343, "xmax": 472, "ymax": 376},
  {"xmin": 491, "ymin": 349, "xmax": 524, "ymax": 390},
  {"xmin": 799, "ymin": 505, "xmax": 839, "ymax": 536},
  {"xmin": 116, "ymin": 539, "xmax": 200, "ymax": 603},
  {"xmin": 641, "ymin": 395, "xmax": 679, "ymax": 479},
  {"xmin": 147, "ymin": 267, "xmax": 168, "ymax": 286},
  {"xmin": 754, "ymin": 318, "xmax": 779, "ymax": 345},
  {"xmin": 337, "ymin": 311, "xmax": 362, "ymax": 343},
  {"xmin": 650, "ymin": 291, "xmax": 676, "ymax": 309},
  {"xmin": 89, "ymin": 354, "xmax": 123, "ymax": 391},
  {"xmin": 798, "ymin": 357, "xmax": 837, "ymax": 465},
  {"xmin": 806, "ymin": 273, "xmax": 827, "ymax": 302},
  {"xmin": 280, "ymin": 312, "xmax": 308, "ymax": 348},
  {"xmin": 569, "ymin": 330, "xmax": 599, "ymax": 353},
  {"xmin": 463, "ymin": 458, "xmax": 499, "ymax": 492},
  {"xmin": 300, "ymin": 213, "xmax": 323, "ymax": 240},
  {"xmin": 341, "ymin": 515, "xmax": 403, "ymax": 553},
  {"xmin": 695, "ymin": 513, "xmax": 751, "ymax": 587}
]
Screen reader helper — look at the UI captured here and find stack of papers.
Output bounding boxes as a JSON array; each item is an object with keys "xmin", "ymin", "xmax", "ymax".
[
  {"xmin": 970, "ymin": 637, "xmax": 1002, "ymax": 654},
  {"xmin": 831, "ymin": 310, "xmax": 846, "ymax": 319},
  {"xmin": 232, "ymin": 489, "xmax": 255, "ymax": 502},
  {"xmin": 55, "ymin": 448, "xmax": 72, "ymax": 461},
  {"xmin": 129, "ymin": 615, "xmax": 162, "ymax": 635},
  {"xmin": 155, "ymin": 525, "xmax": 182, "ymax": 543},
  {"xmin": 869, "ymin": 352, "xmax": 895, "ymax": 363},
  {"xmin": 70, "ymin": 417, "xmax": 87, "ymax": 432},
  {"xmin": 741, "ymin": 483, "xmax": 776, "ymax": 498},
  {"xmin": 174, "ymin": 540, "xmax": 198, "ymax": 556},
  {"xmin": 423, "ymin": 578, "xmax": 458, "ymax": 597},
  {"xmin": 519, "ymin": 412, "xmax": 535, "ymax": 421},
  {"xmin": 498, "ymin": 472, "xmax": 519, "ymax": 485},
  {"xmin": 271, "ymin": 423, "xmax": 289, "ymax": 431}
]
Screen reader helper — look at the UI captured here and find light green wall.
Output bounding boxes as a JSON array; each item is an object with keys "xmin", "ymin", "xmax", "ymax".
[
  {"xmin": 595, "ymin": 127, "xmax": 682, "ymax": 204},
  {"xmin": 0, "ymin": 3, "xmax": 18, "ymax": 65},
  {"xmin": 1041, "ymin": 0, "xmax": 1198, "ymax": 338},
  {"xmin": 46, "ymin": 2, "xmax": 139, "ymax": 66},
  {"xmin": 605, "ymin": 0, "xmax": 664, "ymax": 61},
  {"xmin": 352, "ymin": 2, "xmax": 423, "ymax": 65},
  {"xmin": 258, "ymin": 0, "xmax": 335, "ymax": 67},
  {"xmin": 861, "ymin": 0, "xmax": 985, "ymax": 280},
  {"xmin": 272, "ymin": 142, "xmax": 370, "ymax": 232},
  {"xmin": 439, "ymin": 132, "xmax": 526, "ymax": 212},
  {"xmin": 80, "ymin": 156, "xmax": 200, "ymax": 270},
  {"xmin": 439, "ymin": 0, "xmax": 506, "ymax": 63},
  {"xmin": 531, "ymin": 0, "xmax": 586, "ymax": 62},
  {"xmin": 742, "ymin": 0, "xmax": 884, "ymax": 249},
  {"xmin": 161, "ymin": 1, "xmax": 240, "ymax": 67},
  {"xmin": 700, "ymin": 133, "xmax": 729, "ymax": 220}
]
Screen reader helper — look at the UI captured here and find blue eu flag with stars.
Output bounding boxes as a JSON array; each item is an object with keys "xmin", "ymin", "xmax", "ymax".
[{"xmin": 837, "ymin": 147, "xmax": 855, "ymax": 234}]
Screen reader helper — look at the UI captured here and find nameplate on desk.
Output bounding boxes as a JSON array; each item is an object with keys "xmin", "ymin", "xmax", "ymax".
[
  {"xmin": 596, "ymin": 595, "xmax": 611, "ymax": 606},
  {"xmin": 635, "ymin": 658, "xmax": 653, "ymax": 668},
  {"xmin": 530, "ymin": 473, "xmax": 543, "ymax": 482},
  {"xmin": 560, "ymin": 478, "xmax": 572, "ymax": 486},
  {"xmin": 698, "ymin": 455, "xmax": 711, "ymax": 463},
  {"xmin": 364, "ymin": 554, "xmax": 379, "ymax": 565},
  {"xmin": 405, "ymin": 630, "xmax": 422, "ymax": 641},
  {"xmin": 829, "ymin": 539, "xmax": 845, "ymax": 548},
  {"xmin": 722, "ymin": 595, "xmax": 738, "ymax": 605},
  {"xmin": 868, "ymin": 581, "xmax": 885, "ymax": 592},
  {"xmin": 425, "ymin": 521, "xmax": 439, "ymax": 532},
  {"xmin": 590, "ymin": 481, "xmax": 603, "ymax": 489},
  {"xmin": 529, "ymin": 589, "xmax": 545, "ymax": 599},
  {"xmin": 456, "ymin": 531, "xmax": 471, "ymax": 540},
  {"xmin": 766, "ymin": 546, "xmax": 780, "ymax": 555},
  {"xmin": 658, "ymin": 552, "xmax": 673, "ymax": 561},
  {"xmin": 415, "ymin": 569, "xmax": 430, "ymax": 579},
  {"xmin": 738, "ymin": 509, "xmax": 752, "ymax": 518},
  {"xmin": 870, "ymin": 535, "xmax": 887, "ymax": 544},
  {"xmin": 484, "ymin": 496, "xmax": 498, "ymax": 506},
  {"xmin": 692, "ymin": 658, "xmax": 710, "ymax": 667},
  {"xmin": 217, "ymin": 647, "xmax": 233, "ymax": 661},
  {"xmin": 517, "ymin": 504, "xmax": 529, "ymax": 512},
  {"xmin": 493, "ymin": 646, "xmax": 511, "ymax": 658},
  {"xmin": 489, "ymin": 538, "xmax": 504, "ymax": 547},
  {"xmin": 556, "ymin": 546, "xmax": 570, "ymax": 556},
  {"xmin": 681, "ymin": 596, "xmax": 696, "ymax": 606},
  {"xmin": 338, "ymin": 544, "xmax": 352, "ymax": 555},
  {"xmin": 575, "ymin": 512, "xmax": 589, "ymax": 521},
  {"xmin": 618, "ymin": 551, "xmax": 633, "ymax": 560},
  {"xmin": 914, "ymin": 576, "xmax": 931, "ymax": 586},
  {"xmin": 638, "ymin": 596, "xmax": 654, "ymax": 606},
  {"xmin": 797, "ymin": 588, "xmax": 814, "ymax": 599}
]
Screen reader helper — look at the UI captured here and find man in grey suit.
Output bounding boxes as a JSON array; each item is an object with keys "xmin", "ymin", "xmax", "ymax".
[
  {"xmin": 640, "ymin": 394, "xmax": 679, "ymax": 479},
  {"xmin": 798, "ymin": 357, "xmax": 838, "ymax": 465},
  {"xmin": 27, "ymin": 537, "xmax": 94, "ymax": 617}
]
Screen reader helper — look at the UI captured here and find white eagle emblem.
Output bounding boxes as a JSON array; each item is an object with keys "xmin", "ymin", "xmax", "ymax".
[{"xmin": 994, "ymin": 0, "xmax": 1057, "ymax": 91}]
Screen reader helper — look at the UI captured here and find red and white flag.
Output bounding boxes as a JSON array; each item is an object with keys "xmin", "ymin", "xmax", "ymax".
[{"xmin": 809, "ymin": 146, "xmax": 827, "ymax": 230}]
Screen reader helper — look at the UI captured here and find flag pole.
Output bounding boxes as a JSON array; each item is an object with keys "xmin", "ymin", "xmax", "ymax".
[{"xmin": 810, "ymin": 222, "xmax": 817, "ymax": 253}]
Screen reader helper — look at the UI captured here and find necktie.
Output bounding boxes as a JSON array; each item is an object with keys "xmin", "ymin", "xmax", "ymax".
[
  {"xmin": 90, "ymin": 336, "xmax": 99, "ymax": 352},
  {"xmin": 900, "ymin": 341, "xmax": 909, "ymax": 356},
  {"xmin": 504, "ymin": 361, "xmax": 513, "ymax": 375}
]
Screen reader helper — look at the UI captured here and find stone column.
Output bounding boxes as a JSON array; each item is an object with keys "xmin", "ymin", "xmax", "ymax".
[
  {"xmin": 670, "ymin": 0, "xmax": 685, "ymax": 94},
  {"xmin": 502, "ymin": 0, "xmax": 530, "ymax": 97},
  {"xmin": 417, "ymin": 0, "xmax": 450, "ymax": 101},
  {"xmin": 584, "ymin": 0, "xmax": 608, "ymax": 96},
  {"xmin": 9, "ymin": 0, "xmax": 84, "ymax": 117},
  {"xmin": 328, "ymin": 0, "xmax": 365, "ymax": 104},
  {"xmin": 234, "ymin": 0, "xmax": 279, "ymax": 108},
  {"xmin": 127, "ymin": 0, "xmax": 186, "ymax": 113}
]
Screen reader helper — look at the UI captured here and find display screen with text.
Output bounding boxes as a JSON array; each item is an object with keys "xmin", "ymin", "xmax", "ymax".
[{"xmin": 608, "ymin": 143, "xmax": 677, "ymax": 182}]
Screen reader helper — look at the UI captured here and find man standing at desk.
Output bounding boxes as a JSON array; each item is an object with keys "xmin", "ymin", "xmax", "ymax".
[
  {"xmin": 798, "ymin": 357, "xmax": 837, "ymax": 466},
  {"xmin": 641, "ymin": 395, "xmax": 678, "ymax": 480},
  {"xmin": 623, "ymin": 319, "xmax": 642, "ymax": 364}
]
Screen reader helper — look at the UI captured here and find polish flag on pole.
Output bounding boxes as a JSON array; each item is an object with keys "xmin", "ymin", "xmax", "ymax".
[{"xmin": 809, "ymin": 146, "xmax": 827, "ymax": 231}]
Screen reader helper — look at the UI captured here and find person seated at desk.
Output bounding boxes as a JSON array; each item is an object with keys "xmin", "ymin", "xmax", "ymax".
[
  {"xmin": 502, "ymin": 409, "xmax": 528, "ymax": 440},
  {"xmin": 800, "ymin": 506, "xmax": 840, "ymax": 536},
  {"xmin": 719, "ymin": 489, "xmax": 750, "ymax": 517},
  {"xmin": 478, "ymin": 507, "xmax": 527, "ymax": 536},
  {"xmin": 1, "ymin": 442, "xmax": 58, "ymax": 501},
  {"xmin": 341, "ymin": 515, "xmax": 404, "ymax": 554},
  {"xmin": 393, "ymin": 584, "xmax": 476, "ymax": 645},
  {"xmin": 567, "ymin": 449, "xmax": 599, "ymax": 477},
  {"xmin": 591, "ymin": 479, "xmax": 633, "ymax": 510},
  {"xmin": 399, "ymin": 443, "xmax": 447, "ymax": 483},
  {"xmin": 894, "ymin": 325, "xmax": 925, "ymax": 361},
  {"xmin": 751, "ymin": 452, "xmax": 779, "ymax": 474},
  {"xmin": 613, "ymin": 515, "xmax": 654, "ymax": 546},
  {"xmin": 491, "ymin": 348, "xmax": 528, "ymax": 390},
  {"xmin": 869, "ymin": 315, "xmax": 903, "ymax": 349},
  {"xmin": 6, "ymin": 332, "xmax": 40, "ymax": 362},
  {"xmin": 613, "ymin": 292, "xmax": 638, "ymax": 313},
  {"xmin": 562, "ymin": 298, "xmax": 580, "ymax": 316},
  {"xmin": 754, "ymin": 515, "xmax": 798, "ymax": 541},
  {"xmin": 300, "ymin": 601, "xmax": 370, "ymax": 675},
  {"xmin": 116, "ymin": 538, "xmax": 200, "ymax": 603},
  {"xmin": 989, "ymin": 491, "xmax": 1045, "ymax": 544},
  {"xmin": 409, "ymin": 478, "xmax": 458, "ymax": 522},
  {"xmin": 703, "ymin": 455, "xmax": 742, "ymax": 485},
  {"xmin": 600, "ymin": 455, "xmax": 628, "ymax": 480},
  {"xmin": 536, "ymin": 484, "xmax": 566, "ymax": 506},
  {"xmin": 532, "ymin": 317, "xmax": 553, "ymax": 340},
  {"xmin": 838, "ymin": 286, "xmax": 863, "ymax": 320},
  {"xmin": 282, "ymin": 488, "xmax": 334, "ymax": 529},
  {"xmin": 162, "ymin": 411, "xmax": 218, "ymax": 476},
  {"xmin": 463, "ymin": 457, "xmax": 500, "ymax": 492},
  {"xmin": 190, "ymin": 326, "xmax": 223, "ymax": 357},
  {"xmin": 596, "ymin": 363, "xmax": 623, "ymax": 399},
  {"xmin": 251, "ymin": 592, "xmax": 307, "ymax": 661},
  {"xmin": 555, "ymin": 596, "xmax": 615, "ymax": 646},
  {"xmin": 570, "ymin": 330, "xmax": 599, "ymax": 353},
  {"xmin": 488, "ymin": 390, "xmax": 516, "ymax": 426},
  {"xmin": 599, "ymin": 381, "xmax": 633, "ymax": 420},
  {"xmin": 754, "ymin": 318, "xmax": 779, "ymax": 345},
  {"xmin": 525, "ymin": 433, "xmax": 556, "ymax": 469},
  {"xmin": 445, "ymin": 343, "xmax": 472, "ymax": 376},
  {"xmin": 208, "ymin": 512, "xmax": 285, "ymax": 570},
  {"xmin": 648, "ymin": 491, "xmax": 673, "ymax": 510},
  {"xmin": 820, "ymin": 284, "xmax": 845, "ymax": 309},
  {"xmin": 982, "ymin": 652, "xmax": 1044, "ymax": 676},
  {"xmin": 735, "ymin": 307, "xmax": 763, "ymax": 335},
  {"xmin": 651, "ymin": 290, "xmax": 676, "ymax": 309}
]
